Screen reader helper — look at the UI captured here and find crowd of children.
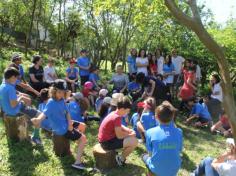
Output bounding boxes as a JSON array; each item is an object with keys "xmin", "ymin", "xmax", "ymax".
[{"xmin": 0, "ymin": 47, "xmax": 235, "ymax": 176}]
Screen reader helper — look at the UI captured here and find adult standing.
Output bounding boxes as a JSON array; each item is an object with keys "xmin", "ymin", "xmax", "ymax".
[
  {"xmin": 171, "ymin": 49, "xmax": 185, "ymax": 85},
  {"xmin": 163, "ymin": 55, "xmax": 175, "ymax": 97},
  {"xmin": 98, "ymin": 96, "xmax": 138, "ymax": 166},
  {"xmin": 127, "ymin": 48, "xmax": 137, "ymax": 80},
  {"xmin": 136, "ymin": 49, "xmax": 149, "ymax": 76},
  {"xmin": 155, "ymin": 48, "xmax": 164, "ymax": 75},
  {"xmin": 29, "ymin": 55, "xmax": 49, "ymax": 92},
  {"xmin": 206, "ymin": 74, "xmax": 223, "ymax": 120},
  {"xmin": 77, "ymin": 49, "xmax": 91, "ymax": 85}
]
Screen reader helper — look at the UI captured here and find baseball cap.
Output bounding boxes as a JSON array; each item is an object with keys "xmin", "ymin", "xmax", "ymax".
[
  {"xmin": 11, "ymin": 53, "xmax": 22, "ymax": 62},
  {"xmin": 52, "ymin": 79, "xmax": 67, "ymax": 91},
  {"xmin": 110, "ymin": 93, "xmax": 124, "ymax": 106},
  {"xmin": 103, "ymin": 97, "xmax": 112, "ymax": 105},
  {"xmin": 72, "ymin": 92, "xmax": 84, "ymax": 101},
  {"xmin": 99, "ymin": 89, "xmax": 108, "ymax": 96}
]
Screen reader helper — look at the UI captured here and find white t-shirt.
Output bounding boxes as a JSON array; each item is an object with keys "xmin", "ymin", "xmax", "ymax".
[
  {"xmin": 211, "ymin": 83, "xmax": 223, "ymax": 102},
  {"xmin": 44, "ymin": 66, "xmax": 56, "ymax": 83},
  {"xmin": 157, "ymin": 56, "xmax": 164, "ymax": 75},
  {"xmin": 217, "ymin": 160, "xmax": 236, "ymax": 176},
  {"xmin": 172, "ymin": 56, "xmax": 185, "ymax": 75},
  {"xmin": 136, "ymin": 57, "xmax": 149, "ymax": 76},
  {"xmin": 196, "ymin": 65, "xmax": 202, "ymax": 80}
]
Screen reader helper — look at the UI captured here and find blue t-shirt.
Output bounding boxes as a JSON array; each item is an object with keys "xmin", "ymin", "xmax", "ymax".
[
  {"xmin": 66, "ymin": 67, "xmax": 78, "ymax": 79},
  {"xmin": 163, "ymin": 63, "xmax": 175, "ymax": 73},
  {"xmin": 127, "ymin": 55, "xmax": 136, "ymax": 74},
  {"xmin": 191, "ymin": 103, "xmax": 211, "ymax": 121},
  {"xmin": 140, "ymin": 111, "xmax": 158, "ymax": 130},
  {"xmin": 19, "ymin": 64, "xmax": 24, "ymax": 79},
  {"xmin": 0, "ymin": 81, "xmax": 22, "ymax": 116},
  {"xmin": 67, "ymin": 100, "xmax": 84, "ymax": 123},
  {"xmin": 43, "ymin": 98, "xmax": 68, "ymax": 135},
  {"xmin": 130, "ymin": 113, "xmax": 141, "ymax": 138},
  {"xmin": 38, "ymin": 102, "xmax": 52, "ymax": 131},
  {"xmin": 77, "ymin": 57, "xmax": 90, "ymax": 76},
  {"xmin": 89, "ymin": 73, "xmax": 100, "ymax": 87},
  {"xmin": 95, "ymin": 97, "xmax": 104, "ymax": 112},
  {"xmin": 128, "ymin": 82, "xmax": 141, "ymax": 92},
  {"xmin": 145, "ymin": 124, "xmax": 183, "ymax": 176}
]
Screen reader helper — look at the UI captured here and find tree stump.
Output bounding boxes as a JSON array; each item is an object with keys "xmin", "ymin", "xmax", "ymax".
[
  {"xmin": 3, "ymin": 114, "xmax": 28, "ymax": 142},
  {"xmin": 93, "ymin": 143, "xmax": 117, "ymax": 169},
  {"xmin": 52, "ymin": 134, "xmax": 70, "ymax": 157}
]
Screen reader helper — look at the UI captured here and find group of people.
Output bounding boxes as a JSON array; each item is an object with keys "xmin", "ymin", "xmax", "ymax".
[{"xmin": 0, "ymin": 47, "xmax": 235, "ymax": 176}]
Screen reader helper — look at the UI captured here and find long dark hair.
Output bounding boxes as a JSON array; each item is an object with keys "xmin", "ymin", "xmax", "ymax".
[
  {"xmin": 138, "ymin": 49, "xmax": 147, "ymax": 58},
  {"xmin": 98, "ymin": 102, "xmax": 110, "ymax": 118},
  {"xmin": 165, "ymin": 55, "xmax": 172, "ymax": 67},
  {"xmin": 212, "ymin": 74, "xmax": 221, "ymax": 84}
]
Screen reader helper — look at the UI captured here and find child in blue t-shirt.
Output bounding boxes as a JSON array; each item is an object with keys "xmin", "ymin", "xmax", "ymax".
[
  {"xmin": 137, "ymin": 97, "xmax": 158, "ymax": 142},
  {"xmin": 89, "ymin": 66, "xmax": 101, "ymax": 90},
  {"xmin": 31, "ymin": 88, "xmax": 52, "ymax": 145},
  {"xmin": 77, "ymin": 49, "xmax": 91, "ymax": 85},
  {"xmin": 67, "ymin": 92, "xmax": 88, "ymax": 133},
  {"xmin": 65, "ymin": 58, "xmax": 79, "ymax": 93},
  {"xmin": 185, "ymin": 97, "xmax": 212, "ymax": 127},
  {"xmin": 142, "ymin": 101, "xmax": 182, "ymax": 176},
  {"xmin": 95, "ymin": 89, "xmax": 108, "ymax": 112},
  {"xmin": 31, "ymin": 79, "xmax": 87, "ymax": 170},
  {"xmin": 0, "ymin": 67, "xmax": 40, "ymax": 120},
  {"xmin": 128, "ymin": 80, "xmax": 142, "ymax": 102},
  {"xmin": 130, "ymin": 102, "xmax": 144, "ymax": 139}
]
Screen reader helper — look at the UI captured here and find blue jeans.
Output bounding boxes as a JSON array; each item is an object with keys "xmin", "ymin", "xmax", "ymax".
[{"xmin": 193, "ymin": 157, "xmax": 219, "ymax": 176}]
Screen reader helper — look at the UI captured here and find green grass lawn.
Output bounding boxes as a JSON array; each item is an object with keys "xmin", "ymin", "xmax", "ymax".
[{"xmin": 0, "ymin": 115, "xmax": 226, "ymax": 176}]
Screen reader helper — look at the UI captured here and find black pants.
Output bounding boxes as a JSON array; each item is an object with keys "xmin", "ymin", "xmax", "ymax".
[{"xmin": 80, "ymin": 76, "xmax": 89, "ymax": 85}]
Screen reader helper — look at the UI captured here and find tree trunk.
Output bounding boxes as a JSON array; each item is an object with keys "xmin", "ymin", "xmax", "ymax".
[{"xmin": 165, "ymin": 0, "xmax": 236, "ymax": 143}]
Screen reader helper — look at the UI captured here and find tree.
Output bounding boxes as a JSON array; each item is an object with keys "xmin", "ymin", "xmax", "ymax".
[{"xmin": 164, "ymin": 0, "xmax": 236, "ymax": 142}]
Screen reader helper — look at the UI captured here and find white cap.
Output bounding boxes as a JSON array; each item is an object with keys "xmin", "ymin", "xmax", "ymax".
[
  {"xmin": 72, "ymin": 92, "xmax": 84, "ymax": 100},
  {"xmin": 103, "ymin": 97, "xmax": 112, "ymax": 105},
  {"xmin": 99, "ymin": 89, "xmax": 109, "ymax": 96}
]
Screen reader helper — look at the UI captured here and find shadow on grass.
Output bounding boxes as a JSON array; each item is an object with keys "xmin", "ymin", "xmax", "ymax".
[
  {"xmin": 181, "ymin": 152, "xmax": 196, "ymax": 172},
  {"xmin": 7, "ymin": 139, "xmax": 49, "ymax": 176}
]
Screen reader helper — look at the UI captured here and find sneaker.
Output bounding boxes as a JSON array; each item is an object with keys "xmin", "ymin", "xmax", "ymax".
[
  {"xmin": 31, "ymin": 136, "xmax": 42, "ymax": 145},
  {"xmin": 115, "ymin": 155, "xmax": 125, "ymax": 166},
  {"xmin": 72, "ymin": 163, "xmax": 86, "ymax": 170}
]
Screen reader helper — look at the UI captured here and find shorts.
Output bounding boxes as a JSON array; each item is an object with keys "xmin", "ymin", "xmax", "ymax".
[
  {"xmin": 72, "ymin": 121, "xmax": 81, "ymax": 128},
  {"xmin": 100, "ymin": 137, "xmax": 124, "ymax": 150},
  {"xmin": 64, "ymin": 128, "xmax": 82, "ymax": 141},
  {"xmin": 198, "ymin": 117, "xmax": 210, "ymax": 124}
]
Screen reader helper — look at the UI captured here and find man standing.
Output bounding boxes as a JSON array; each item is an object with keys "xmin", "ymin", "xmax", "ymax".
[{"xmin": 77, "ymin": 49, "xmax": 91, "ymax": 85}]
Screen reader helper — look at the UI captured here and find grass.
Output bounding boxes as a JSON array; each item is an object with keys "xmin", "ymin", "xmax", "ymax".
[{"xmin": 0, "ymin": 114, "xmax": 226, "ymax": 176}]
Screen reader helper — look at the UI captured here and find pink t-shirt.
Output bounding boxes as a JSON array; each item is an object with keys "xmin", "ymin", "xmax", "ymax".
[{"xmin": 98, "ymin": 111, "xmax": 122, "ymax": 142}]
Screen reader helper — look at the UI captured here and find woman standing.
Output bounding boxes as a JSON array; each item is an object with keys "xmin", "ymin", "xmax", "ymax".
[
  {"xmin": 155, "ymin": 48, "xmax": 164, "ymax": 75},
  {"xmin": 163, "ymin": 55, "xmax": 175, "ymax": 97},
  {"xmin": 29, "ymin": 55, "xmax": 49, "ymax": 92},
  {"xmin": 206, "ymin": 74, "xmax": 223, "ymax": 120},
  {"xmin": 136, "ymin": 49, "xmax": 149, "ymax": 76}
]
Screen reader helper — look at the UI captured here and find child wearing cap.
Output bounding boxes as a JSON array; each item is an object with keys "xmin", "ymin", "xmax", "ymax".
[
  {"xmin": 65, "ymin": 58, "xmax": 79, "ymax": 93},
  {"xmin": 89, "ymin": 66, "xmax": 101, "ymax": 90},
  {"xmin": 81, "ymin": 81, "xmax": 97, "ymax": 107},
  {"xmin": 77, "ymin": 49, "xmax": 91, "ymax": 85},
  {"xmin": 98, "ymin": 96, "xmax": 112, "ymax": 123},
  {"xmin": 130, "ymin": 102, "xmax": 144, "ymax": 139},
  {"xmin": 95, "ymin": 89, "xmax": 109, "ymax": 112},
  {"xmin": 67, "ymin": 92, "xmax": 88, "ymax": 133},
  {"xmin": 31, "ymin": 79, "xmax": 87, "ymax": 170},
  {"xmin": 137, "ymin": 97, "xmax": 158, "ymax": 142},
  {"xmin": 142, "ymin": 101, "xmax": 182, "ymax": 176},
  {"xmin": 185, "ymin": 97, "xmax": 212, "ymax": 127}
]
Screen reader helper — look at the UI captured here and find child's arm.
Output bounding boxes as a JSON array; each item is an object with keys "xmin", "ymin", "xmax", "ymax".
[
  {"xmin": 66, "ymin": 112, "xmax": 73, "ymax": 131},
  {"xmin": 186, "ymin": 114, "xmax": 198, "ymax": 123}
]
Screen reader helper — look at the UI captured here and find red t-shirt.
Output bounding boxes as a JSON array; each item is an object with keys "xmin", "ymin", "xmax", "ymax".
[
  {"xmin": 220, "ymin": 115, "xmax": 230, "ymax": 127},
  {"xmin": 98, "ymin": 111, "xmax": 122, "ymax": 142},
  {"xmin": 82, "ymin": 88, "xmax": 90, "ymax": 97}
]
